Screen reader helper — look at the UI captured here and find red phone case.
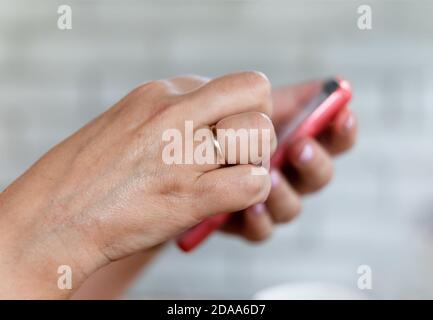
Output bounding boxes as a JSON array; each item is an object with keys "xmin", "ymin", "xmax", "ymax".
[{"xmin": 177, "ymin": 77, "xmax": 352, "ymax": 252}]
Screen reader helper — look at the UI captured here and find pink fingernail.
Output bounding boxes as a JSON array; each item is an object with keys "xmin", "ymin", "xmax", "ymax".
[
  {"xmin": 251, "ymin": 203, "xmax": 266, "ymax": 216},
  {"xmin": 270, "ymin": 170, "xmax": 280, "ymax": 187},
  {"xmin": 299, "ymin": 143, "xmax": 314, "ymax": 164}
]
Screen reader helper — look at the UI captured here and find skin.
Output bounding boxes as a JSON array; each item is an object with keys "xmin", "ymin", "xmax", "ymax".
[
  {"xmin": 74, "ymin": 77, "xmax": 357, "ymax": 300},
  {"xmin": 0, "ymin": 72, "xmax": 357, "ymax": 299}
]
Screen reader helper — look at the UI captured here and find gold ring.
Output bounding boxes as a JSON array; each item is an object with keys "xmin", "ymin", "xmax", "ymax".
[{"xmin": 210, "ymin": 125, "xmax": 224, "ymax": 164}]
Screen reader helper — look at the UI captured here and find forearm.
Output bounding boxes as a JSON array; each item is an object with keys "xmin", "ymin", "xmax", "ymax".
[
  {"xmin": 0, "ymin": 169, "xmax": 163, "ymax": 299},
  {"xmin": 0, "ymin": 175, "xmax": 107, "ymax": 299},
  {"xmin": 72, "ymin": 245, "xmax": 164, "ymax": 300}
]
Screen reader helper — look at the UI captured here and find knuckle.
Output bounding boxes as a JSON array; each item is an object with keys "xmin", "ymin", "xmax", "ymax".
[
  {"xmin": 249, "ymin": 112, "xmax": 273, "ymax": 131},
  {"xmin": 248, "ymin": 114, "xmax": 275, "ymax": 156},
  {"xmin": 183, "ymin": 74, "xmax": 209, "ymax": 83},
  {"xmin": 254, "ymin": 115, "xmax": 276, "ymax": 157},
  {"xmin": 158, "ymin": 176, "xmax": 189, "ymax": 198},
  {"xmin": 134, "ymin": 80, "xmax": 170, "ymax": 96},
  {"xmin": 176, "ymin": 73, "xmax": 201, "ymax": 80},
  {"xmin": 243, "ymin": 71, "xmax": 272, "ymax": 97},
  {"xmin": 169, "ymin": 74, "xmax": 209, "ymax": 92},
  {"xmin": 249, "ymin": 73, "xmax": 273, "ymax": 117},
  {"xmin": 258, "ymin": 114, "xmax": 276, "ymax": 148}
]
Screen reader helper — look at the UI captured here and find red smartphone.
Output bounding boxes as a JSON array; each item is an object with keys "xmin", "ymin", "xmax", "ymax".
[{"xmin": 177, "ymin": 77, "xmax": 352, "ymax": 252}]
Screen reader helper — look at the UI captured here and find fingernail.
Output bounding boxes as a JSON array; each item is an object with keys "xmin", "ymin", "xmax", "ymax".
[
  {"xmin": 343, "ymin": 114, "xmax": 354, "ymax": 134},
  {"xmin": 251, "ymin": 203, "xmax": 266, "ymax": 216},
  {"xmin": 299, "ymin": 143, "xmax": 314, "ymax": 164},
  {"xmin": 270, "ymin": 170, "xmax": 280, "ymax": 187}
]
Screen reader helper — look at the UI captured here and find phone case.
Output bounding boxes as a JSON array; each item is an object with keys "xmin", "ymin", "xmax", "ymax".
[{"xmin": 177, "ymin": 77, "xmax": 352, "ymax": 252}]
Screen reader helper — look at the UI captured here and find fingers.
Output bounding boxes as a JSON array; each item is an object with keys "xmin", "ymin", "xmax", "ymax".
[
  {"xmin": 221, "ymin": 204, "xmax": 274, "ymax": 242},
  {"xmin": 266, "ymin": 170, "xmax": 301, "ymax": 223},
  {"xmin": 194, "ymin": 164, "xmax": 271, "ymax": 219},
  {"xmin": 209, "ymin": 79, "xmax": 357, "ymax": 246},
  {"xmin": 317, "ymin": 107, "xmax": 357, "ymax": 156},
  {"xmin": 238, "ymin": 204, "xmax": 274, "ymax": 242},
  {"xmin": 221, "ymin": 170, "xmax": 301, "ymax": 241},
  {"xmin": 215, "ymin": 112, "xmax": 277, "ymax": 165},
  {"xmin": 180, "ymin": 71, "xmax": 273, "ymax": 125},
  {"xmin": 285, "ymin": 137, "xmax": 333, "ymax": 194}
]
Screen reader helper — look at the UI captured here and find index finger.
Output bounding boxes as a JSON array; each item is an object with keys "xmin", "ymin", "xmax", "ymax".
[{"xmin": 174, "ymin": 71, "xmax": 273, "ymax": 126}]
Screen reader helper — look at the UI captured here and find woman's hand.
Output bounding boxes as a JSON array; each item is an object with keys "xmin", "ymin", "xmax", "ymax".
[
  {"xmin": 74, "ymin": 78, "xmax": 358, "ymax": 300},
  {"xmin": 0, "ymin": 71, "xmax": 277, "ymax": 298},
  {"xmin": 221, "ymin": 80, "xmax": 357, "ymax": 241}
]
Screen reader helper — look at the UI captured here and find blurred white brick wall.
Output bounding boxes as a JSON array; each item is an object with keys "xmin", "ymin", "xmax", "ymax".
[{"xmin": 1, "ymin": 0, "xmax": 433, "ymax": 299}]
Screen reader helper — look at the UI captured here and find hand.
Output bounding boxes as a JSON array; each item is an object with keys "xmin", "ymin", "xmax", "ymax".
[
  {"xmin": 0, "ymin": 71, "xmax": 277, "ymax": 298},
  {"xmin": 221, "ymin": 80, "xmax": 357, "ymax": 241},
  {"xmin": 73, "ymin": 78, "xmax": 357, "ymax": 300}
]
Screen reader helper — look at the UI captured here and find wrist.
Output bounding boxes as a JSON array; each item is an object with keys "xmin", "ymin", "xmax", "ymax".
[{"xmin": 0, "ymin": 187, "xmax": 108, "ymax": 299}]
